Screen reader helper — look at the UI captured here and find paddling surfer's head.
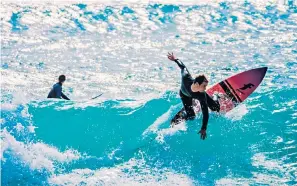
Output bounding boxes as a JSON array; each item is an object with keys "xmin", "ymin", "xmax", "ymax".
[
  {"xmin": 193, "ymin": 75, "xmax": 208, "ymax": 92},
  {"xmin": 58, "ymin": 75, "xmax": 66, "ymax": 85}
]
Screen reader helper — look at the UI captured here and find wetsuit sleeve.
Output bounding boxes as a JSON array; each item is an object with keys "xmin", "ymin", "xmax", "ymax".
[
  {"xmin": 200, "ymin": 99, "xmax": 209, "ymax": 130},
  {"xmin": 174, "ymin": 59, "xmax": 191, "ymax": 77},
  {"xmin": 206, "ymin": 93, "xmax": 220, "ymax": 112},
  {"xmin": 61, "ymin": 93, "xmax": 70, "ymax": 100},
  {"xmin": 174, "ymin": 59, "xmax": 186, "ymax": 69},
  {"xmin": 192, "ymin": 92, "xmax": 209, "ymax": 130}
]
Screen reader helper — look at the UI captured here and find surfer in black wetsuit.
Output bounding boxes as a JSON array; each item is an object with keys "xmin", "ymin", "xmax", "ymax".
[
  {"xmin": 47, "ymin": 75, "xmax": 70, "ymax": 100},
  {"xmin": 167, "ymin": 52, "xmax": 220, "ymax": 140}
]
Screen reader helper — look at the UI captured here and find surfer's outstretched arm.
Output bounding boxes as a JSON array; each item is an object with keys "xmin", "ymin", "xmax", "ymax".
[
  {"xmin": 173, "ymin": 59, "xmax": 186, "ymax": 69},
  {"xmin": 167, "ymin": 52, "xmax": 191, "ymax": 76},
  {"xmin": 61, "ymin": 93, "xmax": 70, "ymax": 100}
]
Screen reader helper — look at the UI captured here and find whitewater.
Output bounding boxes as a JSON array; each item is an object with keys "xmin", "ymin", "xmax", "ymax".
[{"xmin": 1, "ymin": 0, "xmax": 297, "ymax": 185}]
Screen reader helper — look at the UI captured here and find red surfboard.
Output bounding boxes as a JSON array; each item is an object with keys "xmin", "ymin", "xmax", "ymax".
[{"xmin": 172, "ymin": 67, "xmax": 268, "ymax": 124}]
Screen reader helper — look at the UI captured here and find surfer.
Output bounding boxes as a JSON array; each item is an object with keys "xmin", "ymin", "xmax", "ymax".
[
  {"xmin": 167, "ymin": 52, "xmax": 220, "ymax": 140},
  {"xmin": 47, "ymin": 75, "xmax": 70, "ymax": 100}
]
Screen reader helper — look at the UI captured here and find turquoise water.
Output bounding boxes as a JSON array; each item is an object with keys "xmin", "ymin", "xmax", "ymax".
[{"xmin": 1, "ymin": 1, "xmax": 297, "ymax": 185}]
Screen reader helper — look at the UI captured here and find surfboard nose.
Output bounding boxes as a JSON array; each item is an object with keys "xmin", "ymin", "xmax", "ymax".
[
  {"xmin": 256, "ymin": 67, "xmax": 268, "ymax": 84},
  {"xmin": 259, "ymin": 67, "xmax": 268, "ymax": 73},
  {"xmin": 262, "ymin": 67, "xmax": 268, "ymax": 72},
  {"xmin": 255, "ymin": 67, "xmax": 268, "ymax": 77}
]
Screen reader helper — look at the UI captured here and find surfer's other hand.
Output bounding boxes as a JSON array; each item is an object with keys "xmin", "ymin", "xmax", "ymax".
[
  {"xmin": 167, "ymin": 52, "xmax": 177, "ymax": 61},
  {"xmin": 198, "ymin": 129, "xmax": 207, "ymax": 140}
]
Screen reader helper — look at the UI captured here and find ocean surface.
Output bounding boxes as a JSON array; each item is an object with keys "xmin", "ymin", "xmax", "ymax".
[{"xmin": 1, "ymin": 0, "xmax": 297, "ymax": 185}]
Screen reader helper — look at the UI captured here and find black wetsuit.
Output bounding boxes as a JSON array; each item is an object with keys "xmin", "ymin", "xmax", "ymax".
[
  {"xmin": 47, "ymin": 82, "xmax": 70, "ymax": 100},
  {"xmin": 172, "ymin": 59, "xmax": 220, "ymax": 130}
]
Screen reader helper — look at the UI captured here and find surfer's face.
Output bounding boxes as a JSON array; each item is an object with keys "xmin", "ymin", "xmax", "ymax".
[
  {"xmin": 200, "ymin": 81, "xmax": 208, "ymax": 91},
  {"xmin": 59, "ymin": 80, "xmax": 64, "ymax": 85},
  {"xmin": 193, "ymin": 81, "xmax": 208, "ymax": 92}
]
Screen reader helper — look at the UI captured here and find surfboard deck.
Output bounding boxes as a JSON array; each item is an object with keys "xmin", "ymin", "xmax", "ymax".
[{"xmin": 171, "ymin": 67, "xmax": 268, "ymax": 125}]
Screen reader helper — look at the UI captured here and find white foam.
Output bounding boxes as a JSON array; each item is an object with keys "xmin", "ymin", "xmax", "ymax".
[
  {"xmin": 14, "ymin": 123, "xmax": 25, "ymax": 133},
  {"xmin": 0, "ymin": 0, "xmax": 292, "ymax": 6},
  {"xmin": 12, "ymin": 90, "xmax": 29, "ymax": 106},
  {"xmin": 216, "ymin": 153, "xmax": 294, "ymax": 185},
  {"xmin": 142, "ymin": 103, "xmax": 189, "ymax": 143},
  {"xmin": 27, "ymin": 125, "xmax": 38, "ymax": 133},
  {"xmin": 1, "ymin": 103, "xmax": 17, "ymax": 111},
  {"xmin": 1, "ymin": 0, "xmax": 294, "ymax": 104},
  {"xmin": 21, "ymin": 106, "xmax": 31, "ymax": 118},
  {"xmin": 107, "ymin": 147, "xmax": 122, "ymax": 160},
  {"xmin": 252, "ymin": 153, "xmax": 284, "ymax": 171},
  {"xmin": 143, "ymin": 104, "xmax": 182, "ymax": 135},
  {"xmin": 48, "ymin": 157, "xmax": 194, "ymax": 186},
  {"xmin": 0, "ymin": 118, "xmax": 5, "ymax": 125},
  {"xmin": 143, "ymin": 105, "xmax": 177, "ymax": 135},
  {"xmin": 225, "ymin": 104, "xmax": 248, "ymax": 121},
  {"xmin": 155, "ymin": 122, "xmax": 187, "ymax": 144},
  {"xmin": 274, "ymin": 136, "xmax": 284, "ymax": 144},
  {"xmin": 1, "ymin": 129, "xmax": 80, "ymax": 171}
]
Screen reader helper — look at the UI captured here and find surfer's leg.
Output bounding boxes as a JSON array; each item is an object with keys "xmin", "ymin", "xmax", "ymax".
[
  {"xmin": 206, "ymin": 93, "xmax": 220, "ymax": 112},
  {"xmin": 170, "ymin": 91, "xmax": 195, "ymax": 125},
  {"xmin": 180, "ymin": 91, "xmax": 196, "ymax": 120},
  {"xmin": 171, "ymin": 110, "xmax": 186, "ymax": 125}
]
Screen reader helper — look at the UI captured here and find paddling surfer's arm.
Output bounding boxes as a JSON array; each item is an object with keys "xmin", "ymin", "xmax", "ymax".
[
  {"xmin": 54, "ymin": 83, "xmax": 70, "ymax": 100},
  {"xmin": 55, "ymin": 84, "xmax": 63, "ymax": 99},
  {"xmin": 61, "ymin": 93, "xmax": 70, "ymax": 100}
]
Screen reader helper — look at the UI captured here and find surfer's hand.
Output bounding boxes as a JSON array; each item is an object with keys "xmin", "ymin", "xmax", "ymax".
[
  {"xmin": 198, "ymin": 129, "xmax": 207, "ymax": 140},
  {"xmin": 167, "ymin": 52, "xmax": 177, "ymax": 61}
]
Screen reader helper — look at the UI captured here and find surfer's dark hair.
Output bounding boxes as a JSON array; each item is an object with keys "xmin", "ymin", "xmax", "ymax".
[
  {"xmin": 58, "ymin": 75, "xmax": 66, "ymax": 82},
  {"xmin": 194, "ymin": 75, "xmax": 208, "ymax": 85}
]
